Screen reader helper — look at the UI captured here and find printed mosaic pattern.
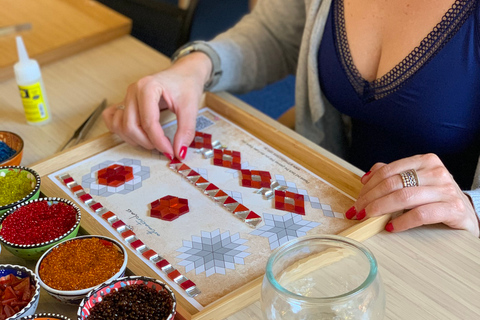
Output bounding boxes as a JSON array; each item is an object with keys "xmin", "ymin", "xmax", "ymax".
[
  {"xmin": 59, "ymin": 173, "xmax": 200, "ymax": 298},
  {"xmin": 213, "ymin": 149, "xmax": 241, "ymax": 170},
  {"xmin": 169, "ymin": 158, "xmax": 262, "ymax": 228},
  {"xmin": 82, "ymin": 159, "xmax": 150, "ymax": 196},
  {"xmin": 176, "ymin": 229, "xmax": 250, "ymax": 277},
  {"xmin": 250, "ymin": 213, "xmax": 321, "ymax": 250},
  {"xmin": 150, "ymin": 195, "xmax": 189, "ymax": 221},
  {"xmin": 274, "ymin": 174, "xmax": 344, "ymax": 219}
]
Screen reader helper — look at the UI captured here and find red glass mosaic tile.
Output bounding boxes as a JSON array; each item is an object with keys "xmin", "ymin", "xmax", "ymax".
[
  {"xmin": 274, "ymin": 190, "xmax": 305, "ymax": 215},
  {"xmin": 90, "ymin": 202, "xmax": 103, "ymax": 211},
  {"xmin": 97, "ymin": 164, "xmax": 134, "ymax": 187},
  {"xmin": 167, "ymin": 269, "xmax": 181, "ymax": 281},
  {"xmin": 102, "ymin": 211, "xmax": 116, "ymax": 221},
  {"xmin": 241, "ymin": 170, "xmax": 272, "ymax": 189},
  {"xmin": 142, "ymin": 249, "xmax": 157, "ymax": 260},
  {"xmin": 179, "ymin": 279, "xmax": 196, "ymax": 290},
  {"xmin": 63, "ymin": 177, "xmax": 74, "ymax": 185},
  {"xmin": 156, "ymin": 259, "xmax": 170, "ymax": 269},
  {"xmin": 189, "ymin": 131, "xmax": 213, "ymax": 149},
  {"xmin": 150, "ymin": 195, "xmax": 189, "ymax": 221},
  {"xmin": 70, "ymin": 185, "xmax": 83, "ymax": 193},
  {"xmin": 112, "ymin": 220, "xmax": 126, "ymax": 229},
  {"xmin": 130, "ymin": 239, "xmax": 144, "ymax": 250},
  {"xmin": 78, "ymin": 193, "xmax": 93, "ymax": 203},
  {"xmin": 213, "ymin": 149, "xmax": 241, "ymax": 169},
  {"xmin": 121, "ymin": 229, "xmax": 135, "ymax": 239}
]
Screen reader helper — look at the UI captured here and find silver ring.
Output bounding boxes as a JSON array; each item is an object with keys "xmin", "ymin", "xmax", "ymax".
[
  {"xmin": 400, "ymin": 169, "xmax": 419, "ymax": 188},
  {"xmin": 116, "ymin": 105, "xmax": 125, "ymax": 110}
]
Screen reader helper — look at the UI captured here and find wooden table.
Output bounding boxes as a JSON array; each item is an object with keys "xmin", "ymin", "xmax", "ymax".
[{"xmin": 1, "ymin": 35, "xmax": 480, "ymax": 320}]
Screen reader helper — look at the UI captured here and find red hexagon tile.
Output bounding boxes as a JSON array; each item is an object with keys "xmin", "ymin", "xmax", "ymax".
[
  {"xmin": 150, "ymin": 195, "xmax": 189, "ymax": 221},
  {"xmin": 97, "ymin": 164, "xmax": 134, "ymax": 187}
]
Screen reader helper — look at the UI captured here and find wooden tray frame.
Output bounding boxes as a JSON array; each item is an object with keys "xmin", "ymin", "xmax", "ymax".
[{"xmin": 32, "ymin": 92, "xmax": 390, "ymax": 320}]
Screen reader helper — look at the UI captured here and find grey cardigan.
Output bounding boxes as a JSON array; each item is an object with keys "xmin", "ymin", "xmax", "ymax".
[{"xmin": 207, "ymin": 0, "xmax": 480, "ymax": 220}]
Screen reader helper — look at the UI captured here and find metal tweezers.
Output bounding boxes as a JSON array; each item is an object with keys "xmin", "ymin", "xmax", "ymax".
[{"xmin": 60, "ymin": 99, "xmax": 107, "ymax": 151}]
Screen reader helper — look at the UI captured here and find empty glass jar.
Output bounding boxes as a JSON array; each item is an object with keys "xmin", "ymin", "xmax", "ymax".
[{"xmin": 261, "ymin": 235, "xmax": 385, "ymax": 319}]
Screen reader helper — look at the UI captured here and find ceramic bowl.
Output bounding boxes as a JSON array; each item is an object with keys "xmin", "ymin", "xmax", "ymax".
[
  {"xmin": 0, "ymin": 264, "xmax": 41, "ymax": 320},
  {"xmin": 77, "ymin": 275, "xmax": 176, "ymax": 320},
  {"xmin": 0, "ymin": 198, "xmax": 81, "ymax": 260},
  {"xmin": 35, "ymin": 235, "xmax": 128, "ymax": 305},
  {"xmin": 0, "ymin": 131, "xmax": 24, "ymax": 167},
  {"xmin": 19, "ymin": 313, "xmax": 72, "ymax": 320},
  {"xmin": 0, "ymin": 166, "xmax": 41, "ymax": 216}
]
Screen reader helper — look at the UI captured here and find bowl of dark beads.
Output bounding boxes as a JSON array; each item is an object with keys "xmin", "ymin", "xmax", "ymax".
[
  {"xmin": 0, "ymin": 166, "xmax": 41, "ymax": 216},
  {"xmin": 0, "ymin": 131, "xmax": 23, "ymax": 167},
  {"xmin": 0, "ymin": 198, "xmax": 81, "ymax": 260},
  {"xmin": 77, "ymin": 276, "xmax": 176, "ymax": 320}
]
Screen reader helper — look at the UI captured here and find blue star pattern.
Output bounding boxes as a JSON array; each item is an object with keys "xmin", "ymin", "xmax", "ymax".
[
  {"xmin": 250, "ymin": 213, "xmax": 321, "ymax": 250},
  {"xmin": 176, "ymin": 229, "xmax": 250, "ymax": 277}
]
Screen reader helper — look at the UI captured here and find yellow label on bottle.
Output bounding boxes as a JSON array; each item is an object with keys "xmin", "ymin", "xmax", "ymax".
[{"xmin": 18, "ymin": 82, "xmax": 49, "ymax": 123}]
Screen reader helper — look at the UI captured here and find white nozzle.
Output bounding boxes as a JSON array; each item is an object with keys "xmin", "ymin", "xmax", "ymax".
[{"xmin": 16, "ymin": 36, "xmax": 30, "ymax": 62}]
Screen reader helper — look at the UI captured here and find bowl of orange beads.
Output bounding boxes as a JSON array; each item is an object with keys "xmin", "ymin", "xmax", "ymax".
[
  {"xmin": 0, "ymin": 131, "xmax": 24, "ymax": 167},
  {"xmin": 35, "ymin": 235, "xmax": 128, "ymax": 305},
  {"xmin": 0, "ymin": 264, "xmax": 41, "ymax": 320},
  {"xmin": 0, "ymin": 166, "xmax": 41, "ymax": 217},
  {"xmin": 0, "ymin": 198, "xmax": 81, "ymax": 260},
  {"xmin": 19, "ymin": 313, "xmax": 72, "ymax": 320}
]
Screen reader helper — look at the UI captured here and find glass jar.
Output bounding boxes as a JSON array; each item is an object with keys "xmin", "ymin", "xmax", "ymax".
[{"xmin": 261, "ymin": 235, "xmax": 385, "ymax": 319}]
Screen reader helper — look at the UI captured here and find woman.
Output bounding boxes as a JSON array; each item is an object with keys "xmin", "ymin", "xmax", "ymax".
[{"xmin": 103, "ymin": 0, "xmax": 480, "ymax": 237}]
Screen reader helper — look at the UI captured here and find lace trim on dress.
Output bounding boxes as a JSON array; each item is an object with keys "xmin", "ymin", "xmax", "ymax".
[{"xmin": 333, "ymin": 0, "xmax": 477, "ymax": 102}]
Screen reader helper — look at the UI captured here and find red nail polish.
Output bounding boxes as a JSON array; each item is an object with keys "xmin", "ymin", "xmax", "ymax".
[
  {"xmin": 385, "ymin": 222, "xmax": 394, "ymax": 232},
  {"xmin": 179, "ymin": 146, "xmax": 187, "ymax": 160},
  {"xmin": 356, "ymin": 208, "xmax": 366, "ymax": 220},
  {"xmin": 345, "ymin": 206, "xmax": 356, "ymax": 219},
  {"xmin": 164, "ymin": 153, "xmax": 173, "ymax": 161},
  {"xmin": 362, "ymin": 171, "xmax": 371, "ymax": 179}
]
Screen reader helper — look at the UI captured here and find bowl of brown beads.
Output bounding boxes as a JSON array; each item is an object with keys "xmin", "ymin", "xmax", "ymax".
[
  {"xmin": 0, "ymin": 198, "xmax": 81, "ymax": 260},
  {"xmin": 0, "ymin": 166, "xmax": 41, "ymax": 216},
  {"xmin": 0, "ymin": 264, "xmax": 41, "ymax": 320},
  {"xmin": 34, "ymin": 235, "xmax": 128, "ymax": 305},
  {"xmin": 77, "ymin": 275, "xmax": 176, "ymax": 320}
]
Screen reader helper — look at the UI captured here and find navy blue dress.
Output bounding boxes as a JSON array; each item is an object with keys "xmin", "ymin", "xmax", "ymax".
[{"xmin": 318, "ymin": 0, "xmax": 480, "ymax": 189}]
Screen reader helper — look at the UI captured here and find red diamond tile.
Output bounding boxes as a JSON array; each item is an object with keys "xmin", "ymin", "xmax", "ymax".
[
  {"xmin": 274, "ymin": 190, "xmax": 305, "ymax": 215},
  {"xmin": 189, "ymin": 131, "xmax": 213, "ymax": 149},
  {"xmin": 213, "ymin": 149, "xmax": 241, "ymax": 169},
  {"xmin": 241, "ymin": 170, "xmax": 271, "ymax": 188}
]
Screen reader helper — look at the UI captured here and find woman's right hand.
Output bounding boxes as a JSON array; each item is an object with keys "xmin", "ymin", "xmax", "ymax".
[{"xmin": 102, "ymin": 52, "xmax": 212, "ymax": 160}]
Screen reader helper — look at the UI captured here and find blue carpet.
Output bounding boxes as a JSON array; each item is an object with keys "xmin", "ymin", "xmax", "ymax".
[{"xmin": 189, "ymin": 1, "xmax": 295, "ymax": 119}]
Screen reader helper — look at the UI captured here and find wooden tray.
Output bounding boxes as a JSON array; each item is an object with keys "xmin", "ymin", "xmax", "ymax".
[
  {"xmin": 0, "ymin": 0, "xmax": 131, "ymax": 81},
  {"xmin": 32, "ymin": 93, "xmax": 389, "ymax": 320}
]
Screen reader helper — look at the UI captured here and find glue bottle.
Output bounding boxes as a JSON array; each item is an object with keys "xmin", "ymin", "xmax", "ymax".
[{"xmin": 14, "ymin": 36, "xmax": 51, "ymax": 125}]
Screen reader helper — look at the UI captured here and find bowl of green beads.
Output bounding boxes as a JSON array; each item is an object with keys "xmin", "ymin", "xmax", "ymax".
[
  {"xmin": 0, "ymin": 197, "xmax": 82, "ymax": 260},
  {"xmin": 0, "ymin": 166, "xmax": 41, "ymax": 216}
]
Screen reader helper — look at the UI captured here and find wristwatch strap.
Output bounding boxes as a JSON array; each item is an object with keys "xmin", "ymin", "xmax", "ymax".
[{"xmin": 171, "ymin": 41, "xmax": 223, "ymax": 91}]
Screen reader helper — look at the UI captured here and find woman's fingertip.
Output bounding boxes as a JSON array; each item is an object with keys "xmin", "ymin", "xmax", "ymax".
[
  {"xmin": 345, "ymin": 206, "xmax": 356, "ymax": 219},
  {"xmin": 385, "ymin": 222, "xmax": 394, "ymax": 232},
  {"xmin": 164, "ymin": 153, "xmax": 173, "ymax": 161},
  {"xmin": 179, "ymin": 145, "xmax": 188, "ymax": 160}
]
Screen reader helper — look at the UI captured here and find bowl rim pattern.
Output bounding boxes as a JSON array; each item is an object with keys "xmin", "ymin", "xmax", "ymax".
[
  {"xmin": 0, "ymin": 131, "xmax": 24, "ymax": 165},
  {"xmin": 0, "ymin": 197, "xmax": 82, "ymax": 249},
  {"xmin": 0, "ymin": 166, "xmax": 41, "ymax": 212},
  {"xmin": 18, "ymin": 312, "xmax": 72, "ymax": 320},
  {"xmin": 35, "ymin": 235, "xmax": 128, "ymax": 296},
  {"xmin": 0, "ymin": 263, "xmax": 41, "ymax": 320},
  {"xmin": 77, "ymin": 275, "xmax": 177, "ymax": 320}
]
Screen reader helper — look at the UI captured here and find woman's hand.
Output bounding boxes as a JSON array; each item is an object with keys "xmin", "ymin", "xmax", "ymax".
[
  {"xmin": 102, "ymin": 52, "xmax": 212, "ymax": 160},
  {"xmin": 346, "ymin": 153, "xmax": 480, "ymax": 237}
]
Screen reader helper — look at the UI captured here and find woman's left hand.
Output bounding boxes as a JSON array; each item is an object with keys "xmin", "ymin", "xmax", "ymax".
[{"xmin": 346, "ymin": 153, "xmax": 480, "ymax": 237}]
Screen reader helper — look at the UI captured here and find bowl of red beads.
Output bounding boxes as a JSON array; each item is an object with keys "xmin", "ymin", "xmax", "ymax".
[
  {"xmin": 0, "ymin": 131, "xmax": 24, "ymax": 167},
  {"xmin": 35, "ymin": 235, "xmax": 128, "ymax": 305},
  {"xmin": 77, "ymin": 275, "xmax": 176, "ymax": 320},
  {"xmin": 0, "ymin": 264, "xmax": 41, "ymax": 320},
  {"xmin": 18, "ymin": 313, "xmax": 72, "ymax": 320},
  {"xmin": 0, "ymin": 198, "xmax": 81, "ymax": 260},
  {"xmin": 0, "ymin": 166, "xmax": 41, "ymax": 216}
]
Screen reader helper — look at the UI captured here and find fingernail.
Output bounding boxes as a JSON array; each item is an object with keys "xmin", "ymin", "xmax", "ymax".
[
  {"xmin": 179, "ymin": 146, "xmax": 188, "ymax": 160},
  {"xmin": 385, "ymin": 222, "xmax": 394, "ymax": 232},
  {"xmin": 362, "ymin": 171, "xmax": 371, "ymax": 179},
  {"xmin": 356, "ymin": 208, "xmax": 366, "ymax": 220},
  {"xmin": 345, "ymin": 206, "xmax": 356, "ymax": 219},
  {"xmin": 164, "ymin": 153, "xmax": 173, "ymax": 161}
]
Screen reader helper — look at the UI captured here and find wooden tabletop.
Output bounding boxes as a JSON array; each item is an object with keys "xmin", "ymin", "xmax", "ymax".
[{"xmin": 1, "ymin": 35, "xmax": 480, "ymax": 320}]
